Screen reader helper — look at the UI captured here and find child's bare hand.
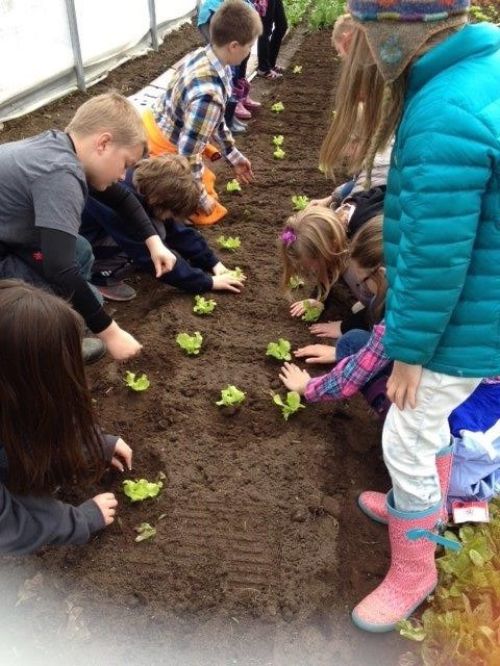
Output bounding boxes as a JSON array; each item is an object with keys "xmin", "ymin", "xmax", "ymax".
[
  {"xmin": 309, "ymin": 195, "xmax": 333, "ymax": 208},
  {"xmin": 289, "ymin": 299, "xmax": 322, "ymax": 318},
  {"xmin": 212, "ymin": 274, "xmax": 245, "ymax": 293},
  {"xmin": 279, "ymin": 362, "xmax": 311, "ymax": 394},
  {"xmin": 309, "ymin": 320, "xmax": 342, "ymax": 339},
  {"xmin": 294, "ymin": 344, "xmax": 335, "ymax": 364},
  {"xmin": 93, "ymin": 493, "xmax": 118, "ymax": 526},
  {"xmin": 212, "ymin": 261, "xmax": 228, "ymax": 276},
  {"xmin": 233, "ymin": 156, "xmax": 254, "ymax": 184},
  {"xmin": 111, "ymin": 437, "xmax": 132, "ymax": 472}
]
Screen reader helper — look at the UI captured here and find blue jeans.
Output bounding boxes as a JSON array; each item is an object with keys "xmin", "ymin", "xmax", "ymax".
[{"xmin": 336, "ymin": 329, "xmax": 371, "ymax": 361}]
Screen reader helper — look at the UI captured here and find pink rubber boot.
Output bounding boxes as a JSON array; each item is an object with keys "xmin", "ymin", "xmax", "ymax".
[
  {"xmin": 351, "ymin": 491, "xmax": 444, "ymax": 632},
  {"xmin": 240, "ymin": 79, "xmax": 261, "ymax": 110},
  {"xmin": 358, "ymin": 443, "xmax": 453, "ymax": 525},
  {"xmin": 235, "ymin": 101, "xmax": 252, "ymax": 120}
]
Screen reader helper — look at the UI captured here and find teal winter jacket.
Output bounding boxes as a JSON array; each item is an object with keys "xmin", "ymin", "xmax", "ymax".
[{"xmin": 383, "ymin": 22, "xmax": 500, "ymax": 378}]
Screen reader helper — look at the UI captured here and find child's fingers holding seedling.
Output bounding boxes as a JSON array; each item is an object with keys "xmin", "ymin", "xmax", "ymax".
[
  {"xmin": 290, "ymin": 300, "xmax": 306, "ymax": 317},
  {"xmin": 111, "ymin": 437, "xmax": 133, "ymax": 472}
]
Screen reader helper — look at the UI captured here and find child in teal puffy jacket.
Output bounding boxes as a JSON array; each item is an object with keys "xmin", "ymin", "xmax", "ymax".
[{"xmin": 319, "ymin": 0, "xmax": 500, "ymax": 633}]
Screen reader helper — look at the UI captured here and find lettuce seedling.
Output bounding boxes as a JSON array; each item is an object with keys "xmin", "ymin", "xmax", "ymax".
[
  {"xmin": 266, "ymin": 338, "xmax": 292, "ymax": 361},
  {"xmin": 291, "ymin": 195, "xmax": 310, "ymax": 211},
  {"xmin": 273, "ymin": 391, "xmax": 305, "ymax": 421},
  {"xmin": 289, "ymin": 275, "xmax": 305, "ymax": 289},
  {"xmin": 193, "ymin": 295, "xmax": 216, "ymax": 315},
  {"xmin": 301, "ymin": 301, "xmax": 323, "ymax": 322},
  {"xmin": 134, "ymin": 522, "xmax": 157, "ymax": 542},
  {"xmin": 272, "ymin": 134, "xmax": 284, "ymax": 146},
  {"xmin": 176, "ymin": 331, "xmax": 203, "ymax": 355},
  {"xmin": 123, "ymin": 479, "xmax": 163, "ymax": 502},
  {"xmin": 271, "ymin": 101, "xmax": 285, "ymax": 113},
  {"xmin": 226, "ymin": 179, "xmax": 242, "ymax": 193},
  {"xmin": 274, "ymin": 147, "xmax": 286, "ymax": 160},
  {"xmin": 293, "ymin": 65, "xmax": 303, "ymax": 74},
  {"xmin": 223, "ymin": 266, "xmax": 245, "ymax": 280},
  {"xmin": 216, "ymin": 385, "xmax": 246, "ymax": 407},
  {"xmin": 124, "ymin": 371, "xmax": 150, "ymax": 392},
  {"xmin": 217, "ymin": 235, "xmax": 241, "ymax": 251}
]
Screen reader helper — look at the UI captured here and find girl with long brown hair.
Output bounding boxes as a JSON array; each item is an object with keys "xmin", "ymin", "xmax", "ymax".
[
  {"xmin": 0, "ymin": 280, "xmax": 132, "ymax": 554},
  {"xmin": 316, "ymin": 0, "xmax": 499, "ymax": 633}
]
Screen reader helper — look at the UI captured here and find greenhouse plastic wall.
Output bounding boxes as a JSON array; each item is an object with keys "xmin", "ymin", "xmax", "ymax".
[{"xmin": 0, "ymin": 0, "xmax": 198, "ymax": 122}]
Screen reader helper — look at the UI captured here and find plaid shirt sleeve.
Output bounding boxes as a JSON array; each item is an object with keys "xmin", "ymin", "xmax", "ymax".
[
  {"xmin": 304, "ymin": 323, "xmax": 391, "ymax": 403},
  {"xmin": 214, "ymin": 120, "xmax": 243, "ymax": 166},
  {"xmin": 178, "ymin": 94, "xmax": 225, "ymax": 206}
]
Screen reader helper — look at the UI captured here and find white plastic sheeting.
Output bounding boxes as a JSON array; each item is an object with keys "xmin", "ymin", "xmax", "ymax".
[{"xmin": 0, "ymin": 0, "xmax": 198, "ymax": 122}]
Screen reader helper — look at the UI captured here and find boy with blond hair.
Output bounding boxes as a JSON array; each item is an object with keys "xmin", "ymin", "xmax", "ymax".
[
  {"xmin": 81, "ymin": 154, "xmax": 245, "ymax": 294},
  {"xmin": 0, "ymin": 92, "xmax": 175, "ymax": 361},
  {"xmin": 146, "ymin": 0, "xmax": 262, "ymax": 224}
]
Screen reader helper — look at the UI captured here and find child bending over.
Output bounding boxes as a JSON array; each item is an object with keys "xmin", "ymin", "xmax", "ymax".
[
  {"xmin": 147, "ymin": 0, "xmax": 262, "ymax": 224},
  {"xmin": 0, "ymin": 92, "xmax": 175, "ymax": 361},
  {"xmin": 0, "ymin": 281, "xmax": 132, "ymax": 554},
  {"xmin": 81, "ymin": 155, "xmax": 245, "ymax": 294}
]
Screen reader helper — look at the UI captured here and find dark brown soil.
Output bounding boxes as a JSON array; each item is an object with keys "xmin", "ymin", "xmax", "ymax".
[{"xmin": 0, "ymin": 24, "xmax": 407, "ymax": 666}]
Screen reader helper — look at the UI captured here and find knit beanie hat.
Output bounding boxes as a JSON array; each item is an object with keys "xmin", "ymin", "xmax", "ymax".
[{"xmin": 348, "ymin": 0, "xmax": 470, "ymax": 81}]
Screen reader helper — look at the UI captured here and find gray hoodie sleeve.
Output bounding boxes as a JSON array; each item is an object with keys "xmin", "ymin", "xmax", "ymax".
[{"xmin": 0, "ymin": 484, "xmax": 105, "ymax": 555}]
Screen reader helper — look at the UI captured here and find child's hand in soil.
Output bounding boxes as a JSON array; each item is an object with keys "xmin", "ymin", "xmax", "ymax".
[
  {"xmin": 233, "ymin": 155, "xmax": 254, "ymax": 184},
  {"xmin": 212, "ymin": 274, "xmax": 245, "ymax": 293},
  {"xmin": 212, "ymin": 261, "xmax": 228, "ymax": 276},
  {"xmin": 99, "ymin": 322, "xmax": 142, "ymax": 361},
  {"xmin": 93, "ymin": 493, "xmax": 118, "ymax": 526},
  {"xmin": 309, "ymin": 195, "xmax": 333, "ymax": 208},
  {"xmin": 111, "ymin": 437, "xmax": 133, "ymax": 472},
  {"xmin": 279, "ymin": 362, "xmax": 311, "ymax": 395},
  {"xmin": 290, "ymin": 299, "xmax": 322, "ymax": 318},
  {"xmin": 294, "ymin": 344, "xmax": 335, "ymax": 364},
  {"xmin": 309, "ymin": 320, "xmax": 342, "ymax": 339}
]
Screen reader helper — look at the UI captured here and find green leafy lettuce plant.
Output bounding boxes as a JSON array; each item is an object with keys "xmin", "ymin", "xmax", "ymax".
[
  {"xmin": 291, "ymin": 195, "xmax": 310, "ymax": 211},
  {"xmin": 266, "ymin": 338, "xmax": 292, "ymax": 361},
  {"xmin": 274, "ymin": 147, "xmax": 286, "ymax": 160},
  {"xmin": 193, "ymin": 295, "xmax": 216, "ymax": 315},
  {"xmin": 272, "ymin": 134, "xmax": 284, "ymax": 146},
  {"xmin": 134, "ymin": 522, "xmax": 157, "ymax": 542},
  {"xmin": 217, "ymin": 235, "xmax": 241, "ymax": 251},
  {"xmin": 273, "ymin": 391, "xmax": 305, "ymax": 421},
  {"xmin": 124, "ymin": 371, "xmax": 150, "ymax": 392},
  {"xmin": 223, "ymin": 267, "xmax": 245, "ymax": 280},
  {"xmin": 226, "ymin": 179, "xmax": 242, "ymax": 193},
  {"xmin": 123, "ymin": 479, "xmax": 163, "ymax": 502},
  {"xmin": 397, "ymin": 499, "xmax": 500, "ymax": 665},
  {"xmin": 292, "ymin": 65, "xmax": 303, "ymax": 74},
  {"xmin": 271, "ymin": 101, "xmax": 285, "ymax": 113},
  {"xmin": 301, "ymin": 301, "xmax": 324, "ymax": 322},
  {"xmin": 216, "ymin": 385, "xmax": 246, "ymax": 407},
  {"xmin": 289, "ymin": 275, "xmax": 305, "ymax": 289},
  {"xmin": 176, "ymin": 331, "xmax": 203, "ymax": 355}
]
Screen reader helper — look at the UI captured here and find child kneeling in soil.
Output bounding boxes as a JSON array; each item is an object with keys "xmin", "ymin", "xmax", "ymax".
[
  {"xmin": 81, "ymin": 155, "xmax": 245, "ymax": 294},
  {"xmin": 282, "ymin": 202, "xmax": 384, "ymax": 344},
  {"xmin": 280, "ymin": 216, "xmax": 391, "ymax": 418},
  {"xmin": 146, "ymin": 0, "xmax": 261, "ymax": 225},
  {"xmin": 0, "ymin": 280, "xmax": 132, "ymax": 555}
]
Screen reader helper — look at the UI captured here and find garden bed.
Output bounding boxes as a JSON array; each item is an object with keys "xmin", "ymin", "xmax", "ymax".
[{"xmin": 0, "ymin": 25, "xmax": 404, "ymax": 666}]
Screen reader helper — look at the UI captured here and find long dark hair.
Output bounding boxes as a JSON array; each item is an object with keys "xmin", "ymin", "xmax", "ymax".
[{"xmin": 0, "ymin": 280, "xmax": 105, "ymax": 495}]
